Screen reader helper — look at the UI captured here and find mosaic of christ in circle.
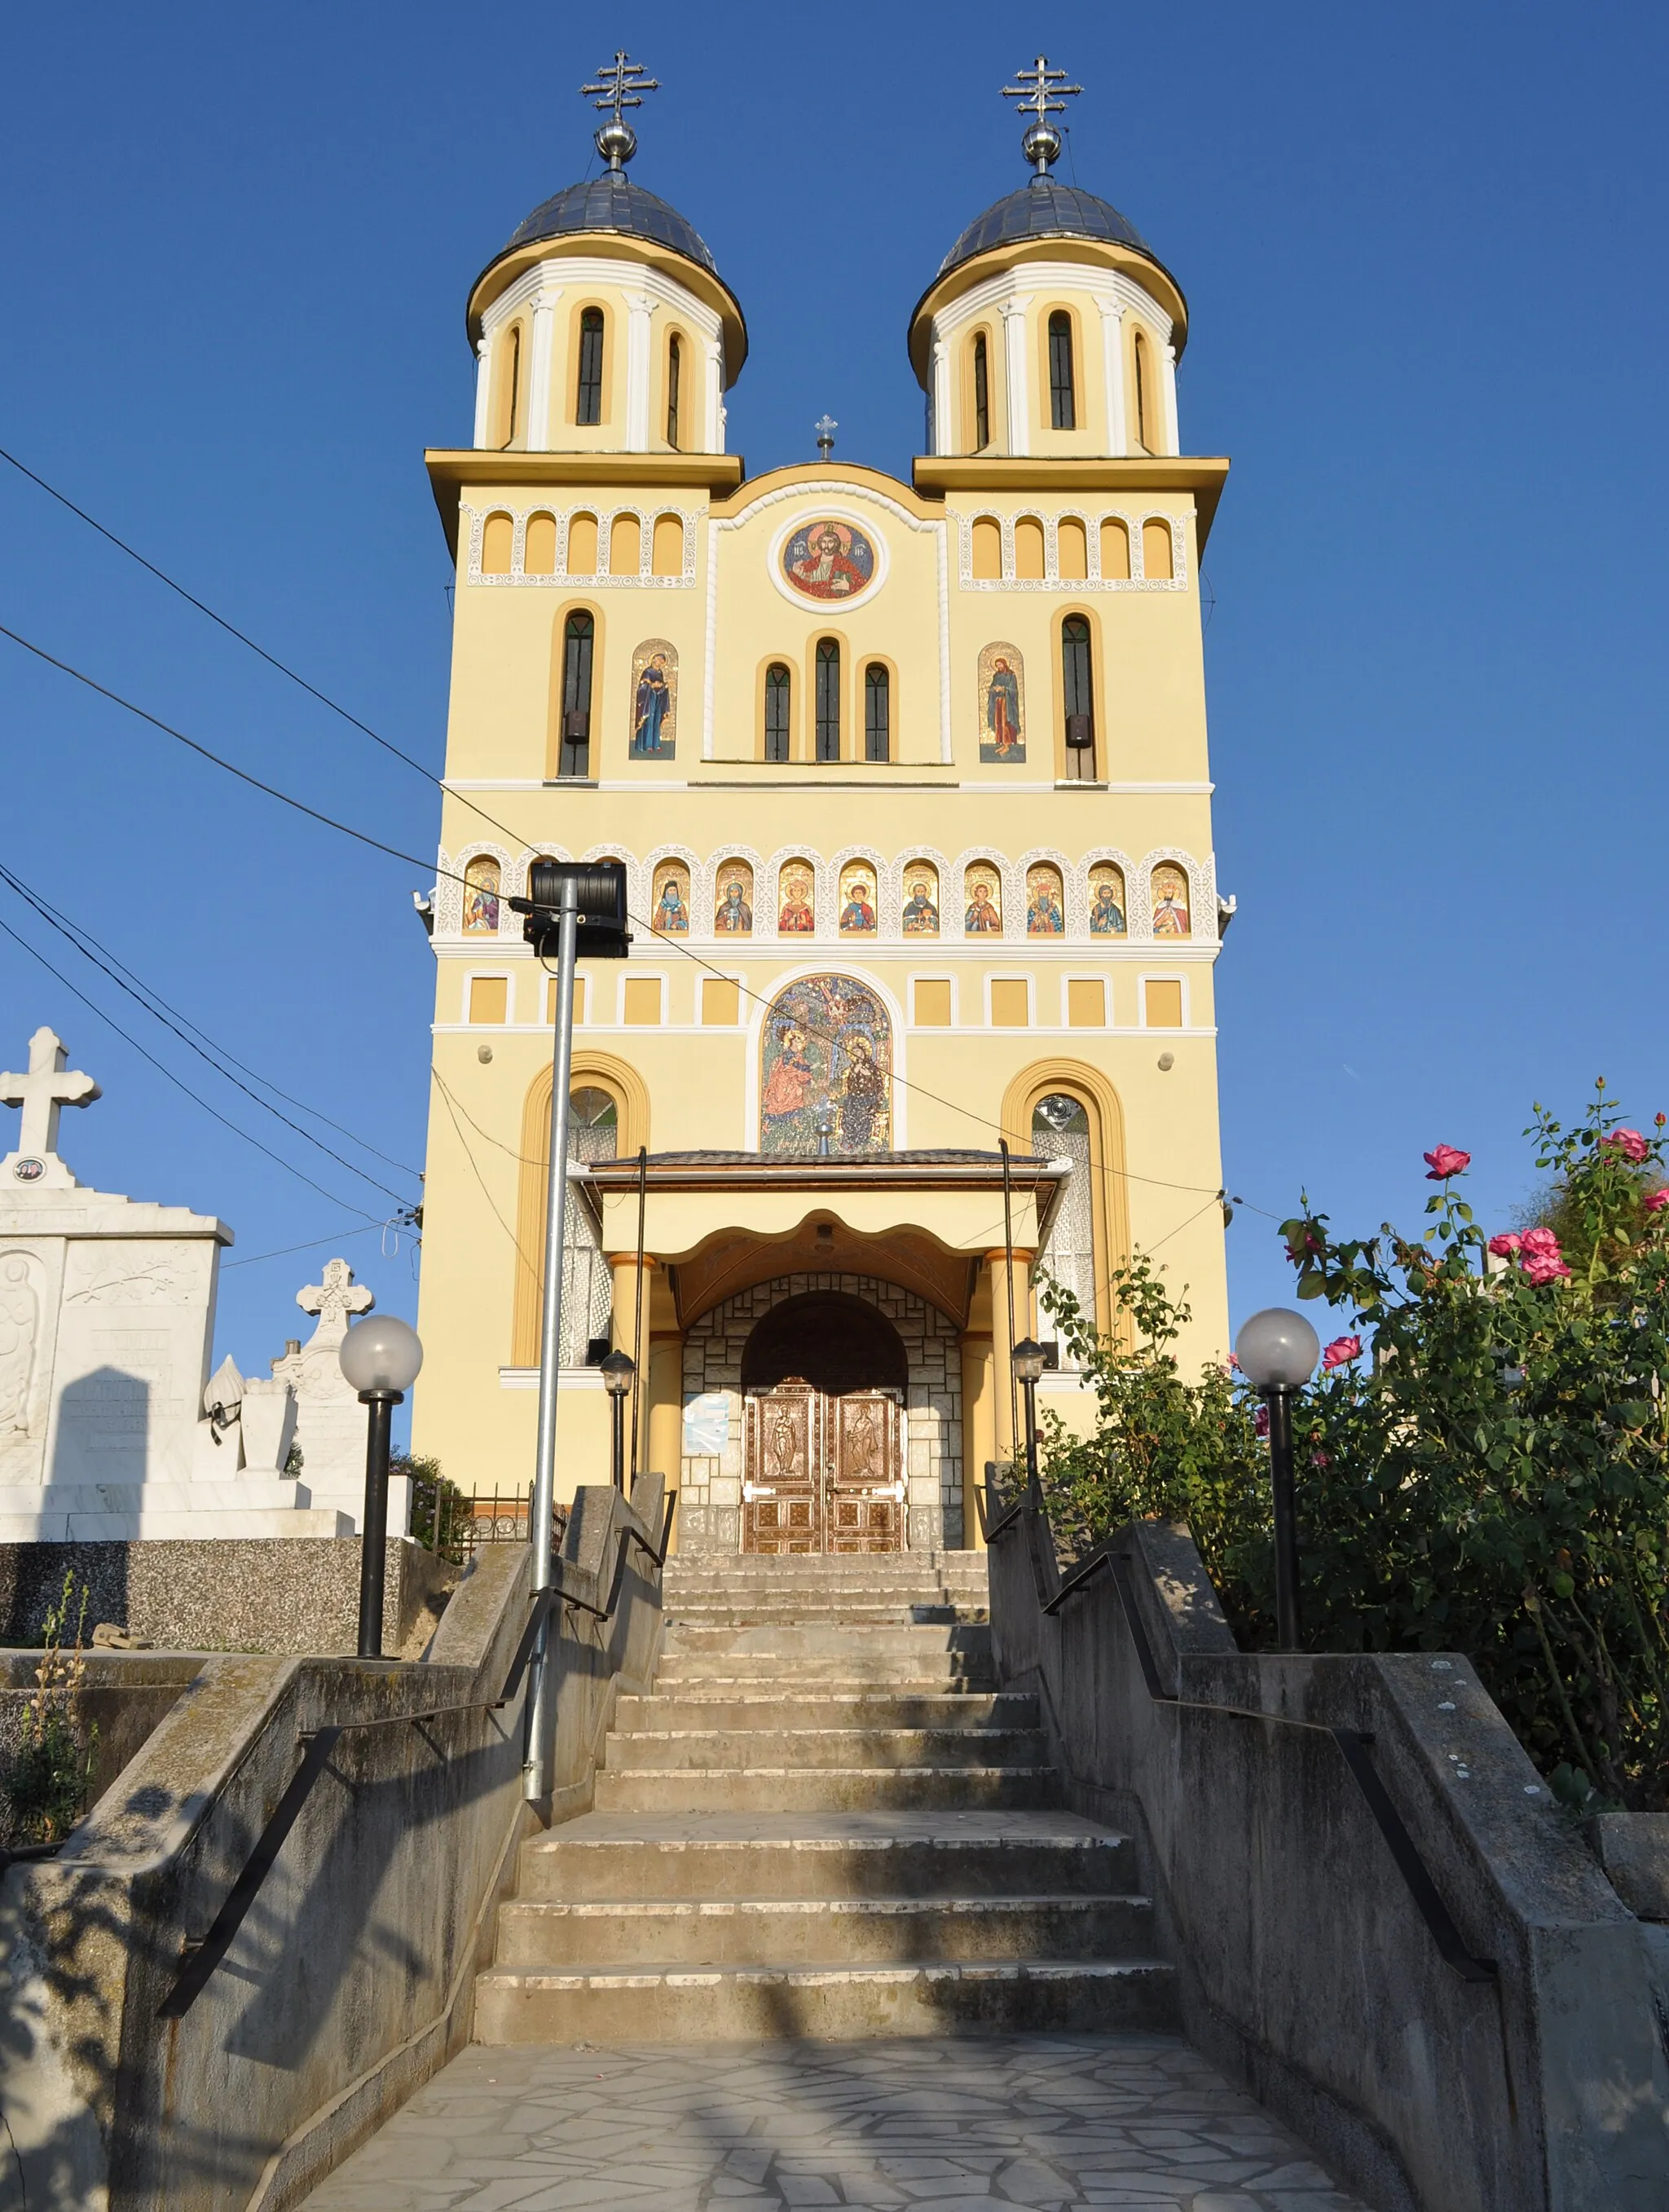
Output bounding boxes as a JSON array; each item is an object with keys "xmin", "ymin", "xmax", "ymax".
[{"xmin": 781, "ymin": 518, "xmax": 878, "ymax": 603}]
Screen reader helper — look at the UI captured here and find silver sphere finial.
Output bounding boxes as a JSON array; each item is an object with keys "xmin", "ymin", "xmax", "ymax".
[
  {"xmin": 1002, "ymin": 55, "xmax": 1082, "ymax": 176},
  {"xmin": 580, "ymin": 50, "xmax": 658, "ymax": 173}
]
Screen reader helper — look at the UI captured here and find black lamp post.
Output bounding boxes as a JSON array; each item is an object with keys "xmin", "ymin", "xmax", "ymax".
[
  {"xmin": 1233, "ymin": 1307, "xmax": 1321, "ymax": 1652},
  {"xmin": 338, "ymin": 1315, "xmax": 425, "ymax": 1660},
  {"xmin": 600, "ymin": 1349, "xmax": 635, "ymax": 1493},
  {"xmin": 1011, "ymin": 1335, "xmax": 1046, "ymax": 1495}
]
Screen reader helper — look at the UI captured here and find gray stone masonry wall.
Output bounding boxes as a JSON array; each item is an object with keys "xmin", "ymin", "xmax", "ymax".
[
  {"xmin": 680, "ymin": 1271, "xmax": 962, "ymax": 1554},
  {"xmin": 0, "ymin": 1537, "xmax": 455, "ymax": 1659},
  {"xmin": 985, "ymin": 1509, "xmax": 1669, "ymax": 2212}
]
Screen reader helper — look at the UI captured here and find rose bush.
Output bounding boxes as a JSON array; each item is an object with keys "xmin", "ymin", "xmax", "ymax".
[{"xmin": 1038, "ymin": 1084, "xmax": 1669, "ymax": 1813}]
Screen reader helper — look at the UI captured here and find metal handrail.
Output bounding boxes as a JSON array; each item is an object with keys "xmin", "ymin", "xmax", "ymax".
[
  {"xmin": 983, "ymin": 1486, "xmax": 1497, "ymax": 1986},
  {"xmin": 154, "ymin": 1489, "xmax": 676, "ymax": 2022}
]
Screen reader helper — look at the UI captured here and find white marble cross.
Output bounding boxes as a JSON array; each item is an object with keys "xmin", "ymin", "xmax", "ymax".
[
  {"xmin": 297, "ymin": 1256, "xmax": 373, "ymax": 1341},
  {"xmin": 1, "ymin": 1027, "xmax": 100, "ymax": 1164}
]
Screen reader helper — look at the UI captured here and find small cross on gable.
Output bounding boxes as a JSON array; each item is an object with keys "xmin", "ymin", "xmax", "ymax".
[{"xmin": 0, "ymin": 1026, "xmax": 101, "ymax": 1187}]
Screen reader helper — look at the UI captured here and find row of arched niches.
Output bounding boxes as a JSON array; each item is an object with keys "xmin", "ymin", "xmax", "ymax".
[{"xmin": 437, "ymin": 844, "xmax": 1222, "ymax": 945}]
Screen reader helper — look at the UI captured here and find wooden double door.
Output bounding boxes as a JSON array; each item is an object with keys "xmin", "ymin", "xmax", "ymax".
[{"xmin": 742, "ymin": 1381, "xmax": 905, "ymax": 1553}]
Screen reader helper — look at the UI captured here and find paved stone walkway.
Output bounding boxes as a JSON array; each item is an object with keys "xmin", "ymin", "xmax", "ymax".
[{"xmin": 302, "ymin": 2034, "xmax": 1368, "ymax": 2210}]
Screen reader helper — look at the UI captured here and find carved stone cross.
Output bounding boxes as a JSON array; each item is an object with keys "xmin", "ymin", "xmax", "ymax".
[
  {"xmin": 297, "ymin": 1256, "xmax": 374, "ymax": 1341},
  {"xmin": 0, "ymin": 1027, "xmax": 100, "ymax": 1172}
]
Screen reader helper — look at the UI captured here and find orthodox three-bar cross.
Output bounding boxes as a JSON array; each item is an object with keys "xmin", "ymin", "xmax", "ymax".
[
  {"xmin": 581, "ymin": 51, "xmax": 659, "ymax": 123},
  {"xmin": 0, "ymin": 1027, "xmax": 99, "ymax": 1162},
  {"xmin": 1001, "ymin": 55, "xmax": 1084, "ymax": 124}
]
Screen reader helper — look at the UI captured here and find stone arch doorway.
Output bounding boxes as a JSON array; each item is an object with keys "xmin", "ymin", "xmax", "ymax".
[{"xmin": 741, "ymin": 1292, "xmax": 908, "ymax": 1554}]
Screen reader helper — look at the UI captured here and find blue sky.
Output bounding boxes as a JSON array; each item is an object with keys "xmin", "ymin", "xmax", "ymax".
[{"xmin": 2, "ymin": 1, "xmax": 1665, "ymax": 1413}]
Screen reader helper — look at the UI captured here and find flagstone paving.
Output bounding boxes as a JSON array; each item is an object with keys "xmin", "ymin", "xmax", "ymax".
[{"xmin": 301, "ymin": 2033, "xmax": 1369, "ymax": 2210}]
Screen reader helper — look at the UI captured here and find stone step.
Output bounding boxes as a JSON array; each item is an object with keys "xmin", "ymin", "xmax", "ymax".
[
  {"xmin": 662, "ymin": 1623, "xmax": 993, "ymax": 1658},
  {"xmin": 606, "ymin": 1725, "xmax": 1049, "ymax": 1773},
  {"xmin": 473, "ymin": 1958, "xmax": 1177, "ymax": 2043},
  {"xmin": 518, "ymin": 1823, "xmax": 1135, "ymax": 1902},
  {"xmin": 650, "ymin": 1667, "xmax": 998, "ymax": 1695},
  {"xmin": 592, "ymin": 1765, "xmax": 1062, "ymax": 1813},
  {"xmin": 614, "ymin": 1692, "xmax": 1033, "ymax": 1733},
  {"xmin": 494, "ymin": 1893, "xmax": 1155, "ymax": 1969},
  {"xmin": 666, "ymin": 1607, "xmax": 989, "ymax": 1629}
]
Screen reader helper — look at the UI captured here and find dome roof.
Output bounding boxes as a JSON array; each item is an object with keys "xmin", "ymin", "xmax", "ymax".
[
  {"xmin": 939, "ymin": 176, "xmax": 1155, "ymax": 277},
  {"xmin": 501, "ymin": 173, "xmax": 718, "ymax": 275}
]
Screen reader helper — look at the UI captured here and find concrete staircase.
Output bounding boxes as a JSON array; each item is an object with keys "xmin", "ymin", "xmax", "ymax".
[{"xmin": 473, "ymin": 1551, "xmax": 1176, "ymax": 2042}]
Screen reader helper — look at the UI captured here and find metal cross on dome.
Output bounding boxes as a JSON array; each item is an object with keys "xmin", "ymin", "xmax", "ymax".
[
  {"xmin": 581, "ymin": 51, "xmax": 659, "ymax": 170},
  {"xmin": 1001, "ymin": 55, "xmax": 1083, "ymax": 175}
]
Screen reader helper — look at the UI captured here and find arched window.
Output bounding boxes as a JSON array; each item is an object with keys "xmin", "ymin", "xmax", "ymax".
[
  {"xmin": 764, "ymin": 662, "xmax": 791, "ymax": 761},
  {"xmin": 499, "ymin": 324, "xmax": 522, "ymax": 448},
  {"xmin": 560, "ymin": 1086, "xmax": 618, "ymax": 1368},
  {"xmin": 1133, "ymin": 330, "xmax": 1155, "ymax": 452},
  {"xmin": 815, "ymin": 640, "xmax": 841, "ymax": 762},
  {"xmin": 864, "ymin": 663, "xmax": 891, "ymax": 763},
  {"xmin": 576, "ymin": 308, "xmax": 605, "ymax": 425},
  {"xmin": 559, "ymin": 612, "xmax": 595, "ymax": 778},
  {"xmin": 1061, "ymin": 615, "xmax": 1095, "ymax": 778},
  {"xmin": 665, "ymin": 333, "xmax": 682, "ymax": 449},
  {"xmin": 1048, "ymin": 311, "xmax": 1076, "ymax": 431},
  {"xmin": 972, "ymin": 332, "xmax": 990, "ymax": 451},
  {"xmin": 1033, "ymin": 1094, "xmax": 1095, "ymax": 1355}
]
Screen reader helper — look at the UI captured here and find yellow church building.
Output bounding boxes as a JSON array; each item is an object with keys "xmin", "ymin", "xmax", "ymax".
[{"xmin": 412, "ymin": 59, "xmax": 1232, "ymax": 1553}]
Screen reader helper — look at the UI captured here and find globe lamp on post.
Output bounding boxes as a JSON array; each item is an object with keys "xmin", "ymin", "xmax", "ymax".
[
  {"xmin": 1011, "ymin": 1335, "xmax": 1047, "ymax": 1495},
  {"xmin": 599, "ymin": 1349, "xmax": 635, "ymax": 1495},
  {"xmin": 1233, "ymin": 1308, "xmax": 1320, "ymax": 1653},
  {"xmin": 339, "ymin": 1315, "xmax": 424, "ymax": 1661}
]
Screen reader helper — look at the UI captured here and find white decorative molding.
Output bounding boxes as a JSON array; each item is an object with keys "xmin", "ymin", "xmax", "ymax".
[
  {"xmin": 460, "ymin": 500, "xmax": 699, "ymax": 588},
  {"xmin": 955, "ymin": 506, "xmax": 1188, "ymax": 592}
]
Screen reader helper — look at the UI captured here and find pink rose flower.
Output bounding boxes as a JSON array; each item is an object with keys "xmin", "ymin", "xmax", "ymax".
[
  {"xmin": 1646, "ymin": 1188, "xmax": 1669, "ymax": 1214},
  {"xmin": 1487, "ymin": 1232, "xmax": 1523, "ymax": 1258},
  {"xmin": 1423, "ymin": 1144, "xmax": 1472, "ymax": 1180},
  {"xmin": 1253, "ymin": 1403, "xmax": 1270, "ymax": 1439},
  {"xmin": 1519, "ymin": 1226, "xmax": 1570, "ymax": 1284},
  {"xmin": 1322, "ymin": 1334, "xmax": 1361, "ymax": 1370},
  {"xmin": 1606, "ymin": 1129, "xmax": 1650, "ymax": 1163}
]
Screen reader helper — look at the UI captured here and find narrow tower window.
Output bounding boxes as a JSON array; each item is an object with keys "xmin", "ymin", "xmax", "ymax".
[
  {"xmin": 576, "ymin": 309, "xmax": 605, "ymax": 426},
  {"xmin": 764, "ymin": 663, "xmax": 790, "ymax": 761},
  {"xmin": 1048, "ymin": 311, "xmax": 1076, "ymax": 431},
  {"xmin": 559, "ymin": 611, "xmax": 595, "ymax": 777},
  {"xmin": 864, "ymin": 663, "xmax": 891, "ymax": 763},
  {"xmin": 1061, "ymin": 615, "xmax": 1095, "ymax": 778},
  {"xmin": 972, "ymin": 332, "xmax": 990, "ymax": 451},
  {"xmin": 815, "ymin": 641, "xmax": 841, "ymax": 762},
  {"xmin": 500, "ymin": 324, "xmax": 522, "ymax": 448},
  {"xmin": 1133, "ymin": 330, "xmax": 1153, "ymax": 452},
  {"xmin": 666, "ymin": 333, "xmax": 682, "ymax": 449}
]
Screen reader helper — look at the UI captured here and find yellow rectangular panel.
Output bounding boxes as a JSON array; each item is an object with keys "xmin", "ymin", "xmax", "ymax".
[
  {"xmin": 1067, "ymin": 978, "xmax": 1105, "ymax": 1029},
  {"xmin": 702, "ymin": 978, "xmax": 740, "ymax": 1024},
  {"xmin": 546, "ymin": 975, "xmax": 586, "ymax": 1024},
  {"xmin": 468, "ymin": 975, "xmax": 508, "ymax": 1024},
  {"xmin": 1144, "ymin": 979, "xmax": 1184, "ymax": 1028},
  {"xmin": 623, "ymin": 977, "xmax": 662, "ymax": 1026},
  {"xmin": 989, "ymin": 979, "xmax": 1029, "ymax": 1028},
  {"xmin": 914, "ymin": 978, "xmax": 952, "ymax": 1027}
]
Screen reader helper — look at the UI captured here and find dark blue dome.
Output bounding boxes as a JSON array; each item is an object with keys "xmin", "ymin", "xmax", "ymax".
[
  {"xmin": 940, "ymin": 177, "xmax": 1154, "ymax": 276},
  {"xmin": 501, "ymin": 174, "xmax": 717, "ymax": 275}
]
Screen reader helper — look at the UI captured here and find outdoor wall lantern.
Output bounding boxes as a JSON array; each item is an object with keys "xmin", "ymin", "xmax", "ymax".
[
  {"xmin": 1011, "ymin": 1335, "xmax": 1047, "ymax": 1492},
  {"xmin": 1233, "ymin": 1307, "xmax": 1320, "ymax": 1652},
  {"xmin": 339, "ymin": 1315, "xmax": 425, "ymax": 1661}
]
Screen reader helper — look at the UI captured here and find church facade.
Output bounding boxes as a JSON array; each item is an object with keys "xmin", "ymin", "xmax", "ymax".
[{"xmin": 412, "ymin": 69, "xmax": 1232, "ymax": 1553}]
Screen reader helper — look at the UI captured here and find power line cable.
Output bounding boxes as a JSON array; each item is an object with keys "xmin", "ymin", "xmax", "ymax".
[
  {"xmin": 0, "ymin": 863, "xmax": 416, "ymax": 1204},
  {"xmin": 0, "ymin": 509, "xmax": 1270, "ymax": 1223},
  {"xmin": 0, "ymin": 910, "xmax": 385, "ymax": 1220},
  {"xmin": 222, "ymin": 1220, "xmax": 391, "ymax": 1271}
]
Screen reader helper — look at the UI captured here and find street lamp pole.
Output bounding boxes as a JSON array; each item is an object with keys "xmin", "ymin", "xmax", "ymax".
[
  {"xmin": 600, "ymin": 1349, "xmax": 635, "ymax": 1494},
  {"xmin": 1233, "ymin": 1308, "xmax": 1320, "ymax": 1653},
  {"xmin": 338, "ymin": 1315, "xmax": 425, "ymax": 1660}
]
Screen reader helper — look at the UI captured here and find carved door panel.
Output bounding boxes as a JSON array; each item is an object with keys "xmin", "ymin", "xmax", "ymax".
[
  {"xmin": 826, "ymin": 1391, "xmax": 905, "ymax": 1553},
  {"xmin": 742, "ymin": 1383, "xmax": 822, "ymax": 1553}
]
